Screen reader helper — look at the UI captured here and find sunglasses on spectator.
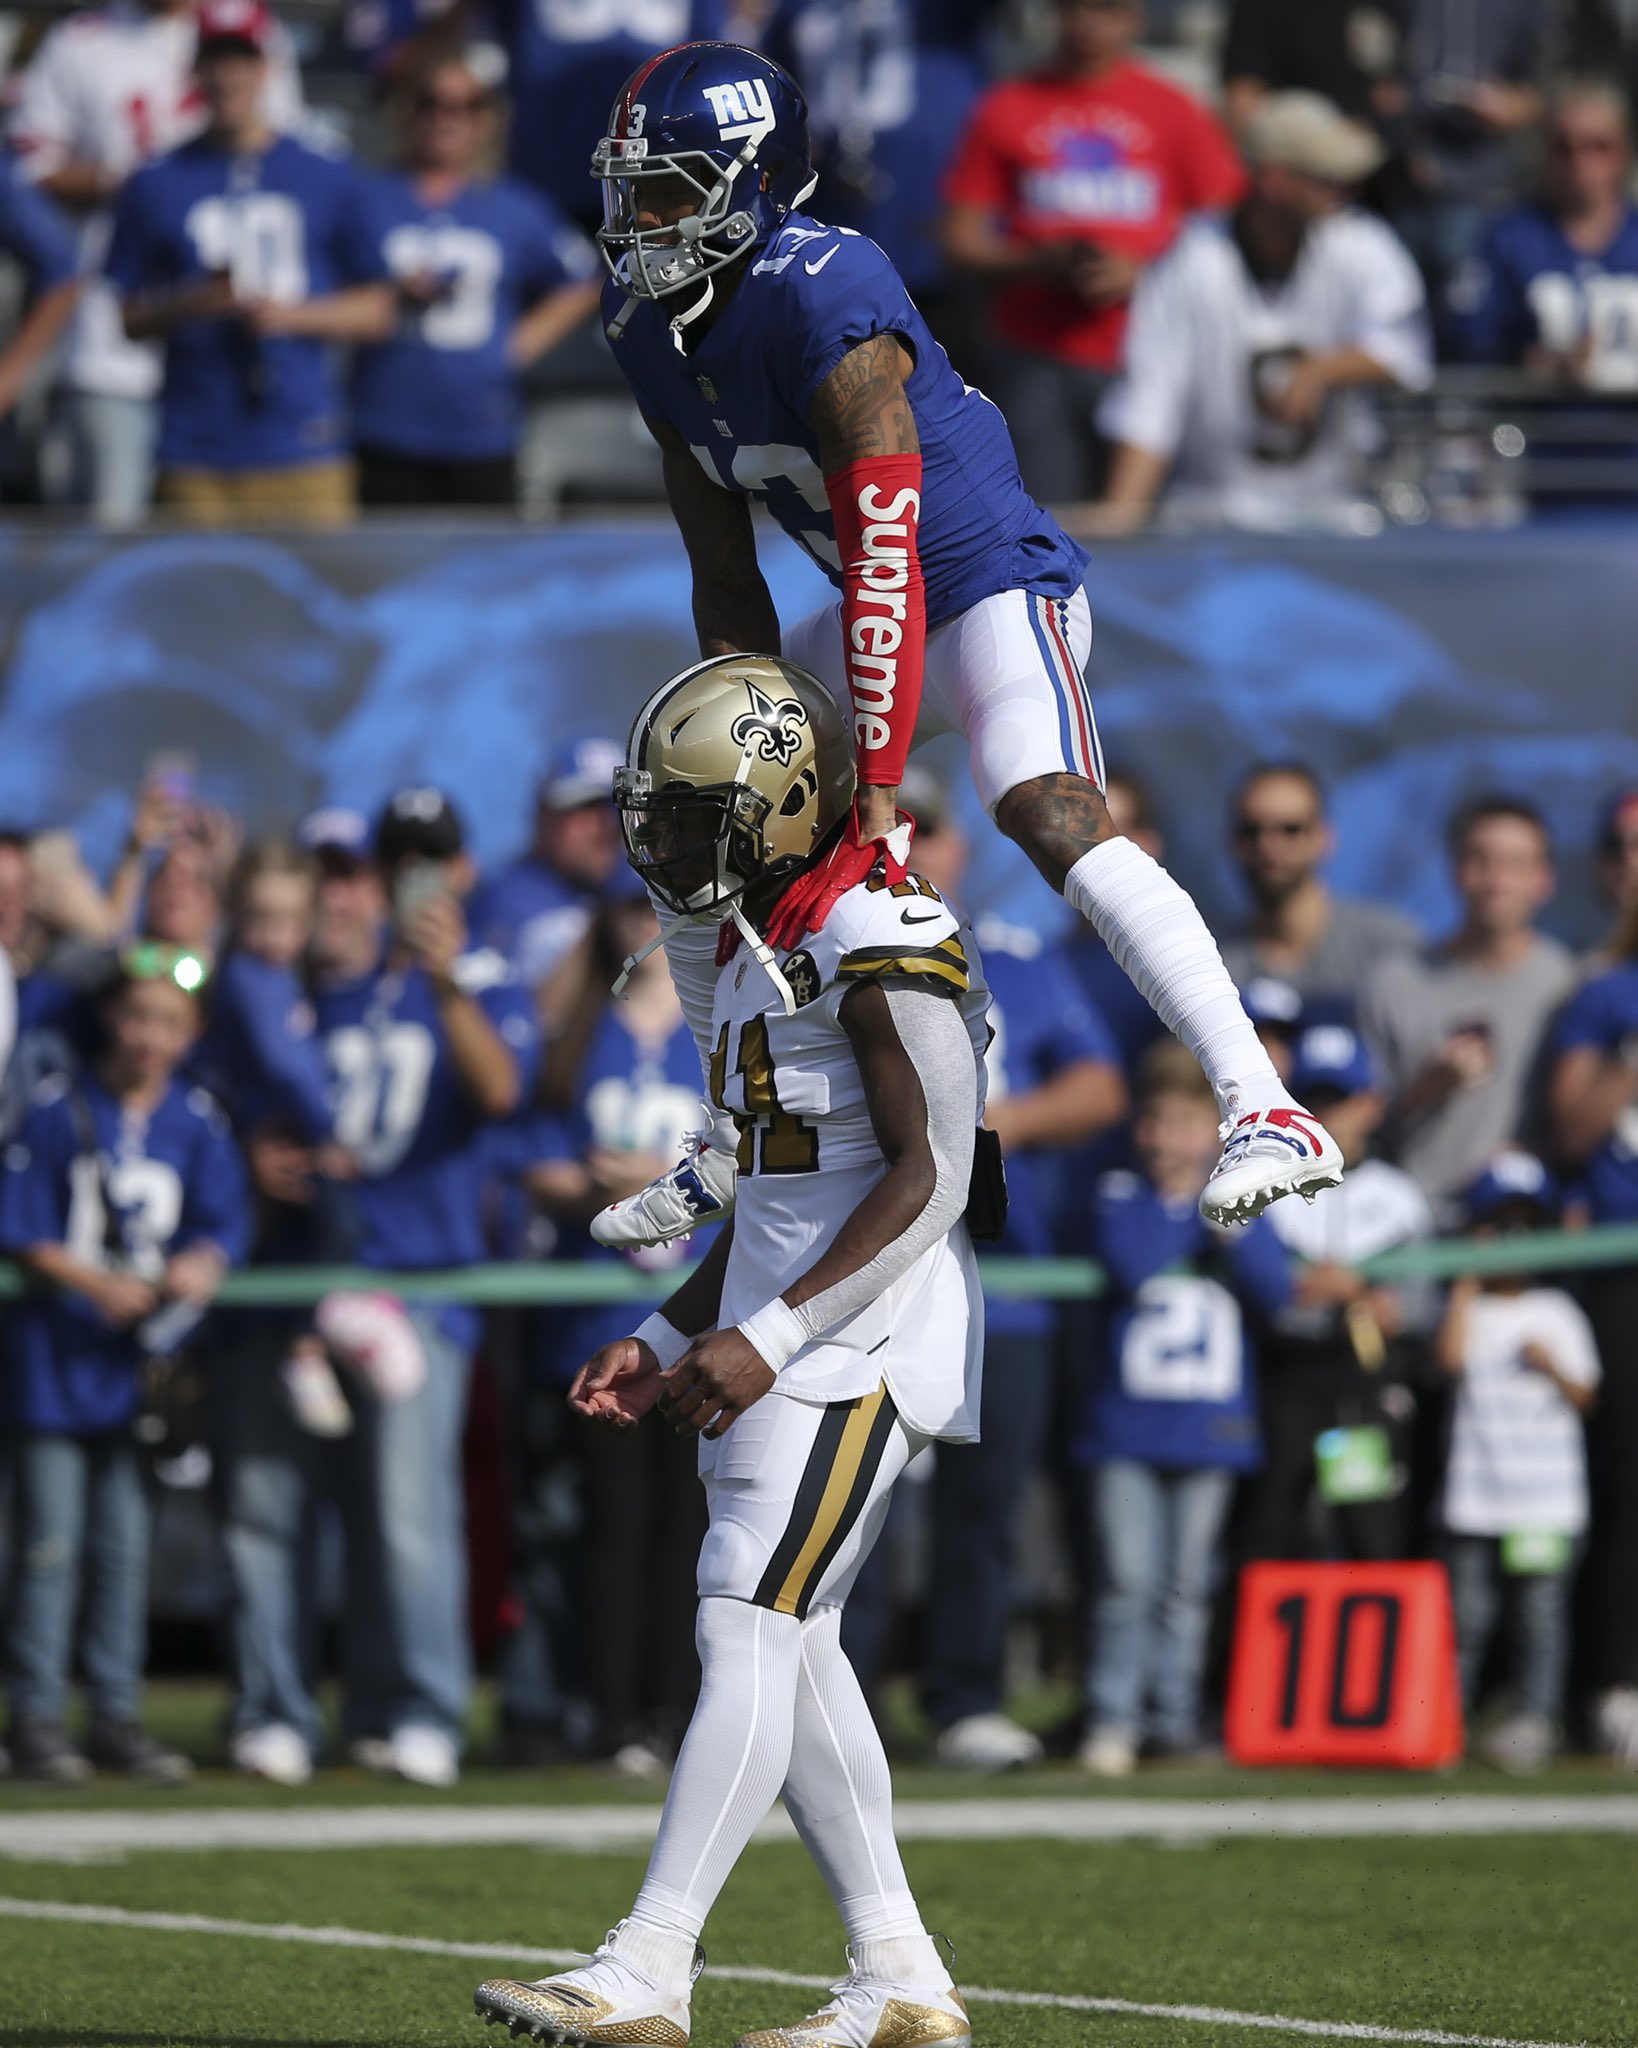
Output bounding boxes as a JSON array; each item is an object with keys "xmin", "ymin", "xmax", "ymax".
[
  {"xmin": 1235, "ymin": 818, "xmax": 1317, "ymax": 841},
  {"xmin": 417, "ymin": 91, "xmax": 488, "ymax": 115},
  {"xmin": 120, "ymin": 942, "xmax": 210, "ymax": 993}
]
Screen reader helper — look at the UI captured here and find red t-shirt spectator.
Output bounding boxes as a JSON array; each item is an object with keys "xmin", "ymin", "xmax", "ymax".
[{"xmin": 944, "ymin": 61, "xmax": 1245, "ymax": 371}]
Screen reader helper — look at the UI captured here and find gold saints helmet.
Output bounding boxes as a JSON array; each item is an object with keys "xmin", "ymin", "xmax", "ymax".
[{"xmin": 615, "ymin": 654, "xmax": 854, "ymax": 915}]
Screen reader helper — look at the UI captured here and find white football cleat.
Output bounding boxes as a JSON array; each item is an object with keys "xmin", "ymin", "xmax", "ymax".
[
  {"xmin": 590, "ymin": 1126, "xmax": 738, "ymax": 1249},
  {"xmin": 475, "ymin": 1924, "xmax": 700, "ymax": 2046},
  {"xmin": 230, "ymin": 1722, "xmax": 313, "ymax": 1787},
  {"xmin": 933, "ymin": 1712, "xmax": 1043, "ymax": 1772},
  {"xmin": 389, "ymin": 1724, "xmax": 459, "ymax": 1787},
  {"xmin": 735, "ymin": 1972, "xmax": 970, "ymax": 2048},
  {"xmin": 1198, "ymin": 1103, "xmax": 1343, "ymax": 1226}
]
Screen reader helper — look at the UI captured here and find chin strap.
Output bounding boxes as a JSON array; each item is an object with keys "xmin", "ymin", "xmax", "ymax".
[
  {"xmin": 668, "ymin": 272, "xmax": 716, "ymax": 351},
  {"xmin": 610, "ymin": 925, "xmax": 668, "ymax": 998},
  {"xmin": 728, "ymin": 900, "xmax": 798, "ymax": 1016}
]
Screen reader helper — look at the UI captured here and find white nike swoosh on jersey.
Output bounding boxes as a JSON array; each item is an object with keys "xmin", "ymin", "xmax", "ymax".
[{"xmin": 804, "ymin": 246, "xmax": 840, "ymax": 275}]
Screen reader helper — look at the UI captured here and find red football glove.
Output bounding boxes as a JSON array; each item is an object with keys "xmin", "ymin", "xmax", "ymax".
[{"xmin": 765, "ymin": 801, "xmax": 915, "ymax": 953}]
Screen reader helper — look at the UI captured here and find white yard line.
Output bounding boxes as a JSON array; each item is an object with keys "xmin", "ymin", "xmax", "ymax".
[
  {"xmin": 0, "ymin": 1895, "xmax": 1587, "ymax": 2048},
  {"xmin": 2, "ymin": 1794, "xmax": 1636, "ymax": 1863}
]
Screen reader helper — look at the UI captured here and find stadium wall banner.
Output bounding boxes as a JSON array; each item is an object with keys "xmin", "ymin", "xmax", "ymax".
[{"xmin": 0, "ymin": 520, "xmax": 1633, "ymax": 944}]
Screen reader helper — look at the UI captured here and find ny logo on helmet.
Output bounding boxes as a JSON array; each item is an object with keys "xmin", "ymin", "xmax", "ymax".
[
  {"xmin": 731, "ymin": 684, "xmax": 806, "ymax": 767},
  {"xmin": 703, "ymin": 78, "xmax": 776, "ymax": 144}
]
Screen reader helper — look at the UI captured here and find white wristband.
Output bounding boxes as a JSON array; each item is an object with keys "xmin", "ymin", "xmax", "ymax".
[
  {"xmin": 738, "ymin": 1297, "xmax": 808, "ymax": 1374},
  {"xmin": 633, "ymin": 1311, "xmax": 691, "ymax": 1373}
]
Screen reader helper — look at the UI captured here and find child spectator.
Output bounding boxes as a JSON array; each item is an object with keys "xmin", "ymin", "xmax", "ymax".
[
  {"xmin": 1076, "ymin": 1041, "xmax": 1290, "ymax": 1775},
  {"xmin": 351, "ymin": 51, "xmax": 601, "ymax": 509},
  {"xmin": 1436, "ymin": 1151, "xmax": 1600, "ymax": 1773},
  {"xmin": 518, "ymin": 890, "xmax": 711, "ymax": 1777},
  {"xmin": 0, "ymin": 949, "xmax": 248, "ymax": 1782},
  {"xmin": 1247, "ymin": 1021, "xmax": 1437, "ymax": 1563}
]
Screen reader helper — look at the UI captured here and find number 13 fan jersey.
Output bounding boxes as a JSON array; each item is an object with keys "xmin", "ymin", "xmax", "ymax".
[{"xmin": 709, "ymin": 873, "xmax": 990, "ymax": 1441}]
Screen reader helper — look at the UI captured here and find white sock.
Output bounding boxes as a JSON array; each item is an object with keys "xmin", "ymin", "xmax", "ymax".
[
  {"xmin": 1064, "ymin": 837, "xmax": 1290, "ymax": 1118},
  {"xmin": 629, "ymin": 1597, "xmax": 801, "ymax": 1964},
  {"xmin": 782, "ymin": 1607, "xmax": 950, "ymax": 1993},
  {"xmin": 614, "ymin": 1916, "xmax": 699, "ymax": 1988},
  {"xmin": 655, "ymin": 904, "xmax": 742, "ymax": 1153}
]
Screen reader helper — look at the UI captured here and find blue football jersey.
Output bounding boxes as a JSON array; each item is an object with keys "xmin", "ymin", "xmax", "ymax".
[
  {"xmin": 313, "ymin": 947, "xmax": 540, "ymax": 1295},
  {"xmin": 105, "ymin": 134, "xmax": 386, "ymax": 470},
  {"xmin": 979, "ymin": 922, "xmax": 1118, "ymax": 1338},
  {"xmin": 1075, "ymin": 1169, "xmax": 1289, "ymax": 1472},
  {"xmin": 524, "ymin": 1002, "xmax": 717, "ymax": 1379},
  {"xmin": 192, "ymin": 950, "xmax": 332, "ymax": 1144},
  {"xmin": 1448, "ymin": 203, "xmax": 1638, "ymax": 376},
  {"xmin": 502, "ymin": 0, "xmax": 731, "ymax": 222},
  {"xmin": 0, "ymin": 1072, "xmax": 250, "ymax": 1432},
  {"xmin": 352, "ymin": 172, "xmax": 598, "ymax": 459},
  {"xmin": 763, "ymin": 0, "xmax": 992, "ymax": 293},
  {"xmin": 0, "ymin": 148, "xmax": 76, "ymax": 291},
  {"xmin": 1550, "ymin": 961, "xmax": 1638, "ymax": 1223},
  {"xmin": 604, "ymin": 212, "xmax": 1089, "ymax": 626},
  {"xmin": 467, "ymin": 857, "xmax": 598, "ymax": 987}
]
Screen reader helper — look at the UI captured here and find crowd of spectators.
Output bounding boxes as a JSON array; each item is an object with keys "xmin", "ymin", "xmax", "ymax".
[
  {"xmin": 0, "ymin": 0, "xmax": 1633, "ymax": 523},
  {"xmin": 2, "ymin": 746, "xmax": 1636, "ymax": 1787}
]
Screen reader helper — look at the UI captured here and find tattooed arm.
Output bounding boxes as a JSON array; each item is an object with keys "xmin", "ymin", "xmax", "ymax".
[
  {"xmin": 646, "ymin": 411, "xmax": 782, "ymax": 659},
  {"xmin": 808, "ymin": 331, "xmax": 920, "ymax": 471}
]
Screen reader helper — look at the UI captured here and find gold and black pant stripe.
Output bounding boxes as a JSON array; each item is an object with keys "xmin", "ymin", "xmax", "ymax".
[
  {"xmin": 752, "ymin": 1384, "xmax": 900, "ymax": 1621},
  {"xmin": 834, "ymin": 936, "xmax": 969, "ymax": 996}
]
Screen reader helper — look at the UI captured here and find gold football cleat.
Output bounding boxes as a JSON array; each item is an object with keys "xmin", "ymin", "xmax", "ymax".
[{"xmin": 734, "ymin": 1986, "xmax": 972, "ymax": 2048}]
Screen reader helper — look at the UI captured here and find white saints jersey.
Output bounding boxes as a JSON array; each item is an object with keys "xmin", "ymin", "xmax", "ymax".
[
  {"xmin": 11, "ymin": 1, "xmax": 305, "ymax": 398},
  {"xmin": 1100, "ymin": 211, "xmax": 1432, "ymax": 528},
  {"xmin": 709, "ymin": 873, "xmax": 990, "ymax": 1441}
]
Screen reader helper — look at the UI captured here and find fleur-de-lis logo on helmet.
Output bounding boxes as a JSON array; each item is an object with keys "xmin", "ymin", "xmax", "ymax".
[{"xmin": 731, "ymin": 683, "xmax": 806, "ymax": 767}]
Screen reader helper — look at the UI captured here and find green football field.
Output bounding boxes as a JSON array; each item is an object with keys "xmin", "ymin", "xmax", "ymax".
[{"xmin": 2, "ymin": 1693, "xmax": 1634, "ymax": 2048}]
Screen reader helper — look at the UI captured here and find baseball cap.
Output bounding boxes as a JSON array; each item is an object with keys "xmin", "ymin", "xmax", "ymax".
[
  {"xmin": 295, "ymin": 805, "xmax": 370, "ymax": 860},
  {"xmin": 539, "ymin": 736, "xmax": 622, "ymax": 812},
  {"xmin": 1289, "ymin": 1022, "xmax": 1375, "ymax": 1100},
  {"xmin": 375, "ymin": 785, "xmax": 464, "ymax": 867},
  {"xmin": 1462, "ymin": 1149, "xmax": 1560, "ymax": 1224},
  {"xmin": 1241, "ymin": 975, "xmax": 1304, "ymax": 1032},
  {"xmin": 195, "ymin": 0, "xmax": 272, "ymax": 55},
  {"xmin": 1244, "ymin": 91, "xmax": 1385, "ymax": 185}
]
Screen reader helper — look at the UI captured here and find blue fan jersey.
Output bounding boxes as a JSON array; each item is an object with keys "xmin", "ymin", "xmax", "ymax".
[
  {"xmin": 1550, "ymin": 962, "xmax": 1638, "ymax": 1221},
  {"xmin": 1075, "ymin": 1169, "xmax": 1289, "ymax": 1471},
  {"xmin": 604, "ymin": 213, "xmax": 1089, "ymax": 627},
  {"xmin": 0, "ymin": 148, "xmax": 76, "ymax": 290},
  {"xmin": 1448, "ymin": 203, "xmax": 1638, "ymax": 375},
  {"xmin": 0, "ymin": 1073, "xmax": 251, "ymax": 1433},
  {"xmin": 524, "ymin": 1003, "xmax": 718, "ymax": 1379},
  {"xmin": 313, "ymin": 948, "xmax": 539, "ymax": 1332},
  {"xmin": 763, "ymin": 0, "xmax": 991, "ymax": 294},
  {"xmin": 503, "ymin": 0, "xmax": 731, "ymax": 222},
  {"xmin": 468, "ymin": 858, "xmax": 598, "ymax": 987},
  {"xmin": 106, "ymin": 134, "xmax": 386, "ymax": 470},
  {"xmin": 353, "ymin": 172, "xmax": 599, "ymax": 460},
  {"xmin": 192, "ymin": 951, "xmax": 332, "ymax": 1144},
  {"xmin": 979, "ymin": 922, "xmax": 1118, "ymax": 1339}
]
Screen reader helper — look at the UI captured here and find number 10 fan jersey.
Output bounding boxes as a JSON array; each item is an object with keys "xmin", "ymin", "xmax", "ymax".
[{"xmin": 707, "ymin": 874, "xmax": 990, "ymax": 1441}]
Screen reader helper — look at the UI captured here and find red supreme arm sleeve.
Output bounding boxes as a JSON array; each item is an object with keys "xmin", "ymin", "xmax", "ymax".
[{"xmin": 824, "ymin": 452, "xmax": 926, "ymax": 789}]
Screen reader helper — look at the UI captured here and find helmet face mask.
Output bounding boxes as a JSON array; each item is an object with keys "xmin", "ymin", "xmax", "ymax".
[
  {"xmin": 593, "ymin": 42, "xmax": 815, "ymax": 308},
  {"xmin": 616, "ymin": 656, "xmax": 854, "ymax": 921}
]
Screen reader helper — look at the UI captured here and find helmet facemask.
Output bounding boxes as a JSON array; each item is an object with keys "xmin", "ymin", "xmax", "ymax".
[
  {"xmin": 615, "ymin": 772, "xmax": 776, "ymax": 918},
  {"xmin": 593, "ymin": 137, "xmax": 765, "ymax": 308}
]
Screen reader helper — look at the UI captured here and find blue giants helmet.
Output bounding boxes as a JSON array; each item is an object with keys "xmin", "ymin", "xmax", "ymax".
[{"xmin": 592, "ymin": 42, "xmax": 815, "ymax": 332}]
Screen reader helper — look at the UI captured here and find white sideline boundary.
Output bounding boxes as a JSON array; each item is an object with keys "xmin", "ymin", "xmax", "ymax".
[
  {"xmin": 0, "ymin": 1895, "xmax": 1587, "ymax": 2048},
  {"xmin": 3, "ymin": 1793, "xmax": 1637, "ymax": 1862}
]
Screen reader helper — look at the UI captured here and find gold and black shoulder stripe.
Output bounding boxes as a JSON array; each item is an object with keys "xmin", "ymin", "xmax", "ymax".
[
  {"xmin": 752, "ymin": 1384, "xmax": 899, "ymax": 1621},
  {"xmin": 834, "ymin": 935, "xmax": 968, "ymax": 997}
]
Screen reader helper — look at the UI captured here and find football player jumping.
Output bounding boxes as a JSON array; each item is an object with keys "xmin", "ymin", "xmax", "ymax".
[
  {"xmin": 585, "ymin": 40, "xmax": 1341, "ymax": 1251},
  {"xmin": 475, "ymin": 656, "xmax": 989, "ymax": 2047}
]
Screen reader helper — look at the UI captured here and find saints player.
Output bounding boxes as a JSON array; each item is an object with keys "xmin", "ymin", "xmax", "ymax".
[
  {"xmin": 474, "ymin": 655, "xmax": 985, "ymax": 2048},
  {"xmin": 585, "ymin": 40, "xmax": 1342, "ymax": 1255}
]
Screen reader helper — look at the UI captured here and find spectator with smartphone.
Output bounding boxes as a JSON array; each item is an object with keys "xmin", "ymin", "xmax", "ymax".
[
  {"xmin": 351, "ymin": 49, "xmax": 601, "ymax": 509},
  {"xmin": 1359, "ymin": 795, "xmax": 1576, "ymax": 1215},
  {"xmin": 217, "ymin": 785, "xmax": 536, "ymax": 1785},
  {"xmin": 940, "ymin": 0, "xmax": 1245, "ymax": 502},
  {"xmin": 0, "ymin": 949, "xmax": 249, "ymax": 1782},
  {"xmin": 1436, "ymin": 1152, "xmax": 1599, "ymax": 1773},
  {"xmin": 105, "ymin": 0, "xmax": 395, "ymax": 528}
]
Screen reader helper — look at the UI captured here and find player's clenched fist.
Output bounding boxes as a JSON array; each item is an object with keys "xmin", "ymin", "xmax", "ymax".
[
  {"xmin": 658, "ymin": 1329, "xmax": 776, "ymax": 1440},
  {"xmin": 568, "ymin": 1338, "xmax": 664, "ymax": 1430}
]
